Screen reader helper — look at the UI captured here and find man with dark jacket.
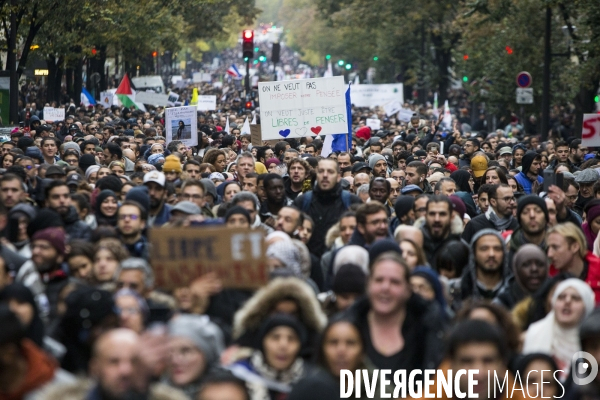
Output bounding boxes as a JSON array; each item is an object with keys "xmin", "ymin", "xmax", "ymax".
[
  {"xmin": 420, "ymin": 195, "xmax": 464, "ymax": 265},
  {"xmin": 453, "ymin": 229, "xmax": 509, "ymax": 310},
  {"xmin": 462, "ymin": 184, "xmax": 518, "ymax": 243},
  {"xmin": 45, "ymin": 181, "xmax": 92, "ymax": 241},
  {"xmin": 507, "ymin": 195, "xmax": 549, "ymax": 263},
  {"xmin": 294, "ymin": 158, "xmax": 361, "ymax": 257}
]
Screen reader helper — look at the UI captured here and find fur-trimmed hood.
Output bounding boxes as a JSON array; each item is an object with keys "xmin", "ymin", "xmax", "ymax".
[
  {"xmin": 37, "ymin": 379, "xmax": 188, "ymax": 400},
  {"xmin": 232, "ymin": 277, "xmax": 327, "ymax": 341}
]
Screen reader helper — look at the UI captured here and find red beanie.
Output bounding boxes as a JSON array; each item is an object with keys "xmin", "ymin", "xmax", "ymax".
[
  {"xmin": 356, "ymin": 126, "xmax": 371, "ymax": 141},
  {"xmin": 32, "ymin": 227, "xmax": 67, "ymax": 256}
]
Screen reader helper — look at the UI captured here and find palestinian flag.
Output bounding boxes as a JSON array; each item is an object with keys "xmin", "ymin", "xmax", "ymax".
[{"xmin": 116, "ymin": 73, "xmax": 139, "ymax": 109}]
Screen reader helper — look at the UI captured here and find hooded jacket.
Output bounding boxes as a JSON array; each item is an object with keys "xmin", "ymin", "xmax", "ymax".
[
  {"xmin": 418, "ymin": 219, "xmax": 465, "ymax": 266},
  {"xmin": 452, "ymin": 229, "xmax": 510, "ymax": 311},
  {"xmin": 293, "ymin": 183, "xmax": 361, "ymax": 257},
  {"xmin": 233, "ymin": 277, "xmax": 327, "ymax": 357},
  {"xmin": 514, "ymin": 151, "xmax": 543, "ymax": 194},
  {"xmin": 61, "ymin": 206, "xmax": 93, "ymax": 241}
]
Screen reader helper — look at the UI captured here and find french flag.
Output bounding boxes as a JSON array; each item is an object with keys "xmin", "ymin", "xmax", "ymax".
[{"xmin": 227, "ymin": 64, "xmax": 243, "ymax": 79}]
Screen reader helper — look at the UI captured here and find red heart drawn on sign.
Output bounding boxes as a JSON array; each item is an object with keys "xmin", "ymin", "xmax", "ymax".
[{"xmin": 310, "ymin": 126, "xmax": 322, "ymax": 135}]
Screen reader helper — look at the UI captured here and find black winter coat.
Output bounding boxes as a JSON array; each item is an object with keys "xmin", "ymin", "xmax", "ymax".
[{"xmin": 62, "ymin": 206, "xmax": 92, "ymax": 241}]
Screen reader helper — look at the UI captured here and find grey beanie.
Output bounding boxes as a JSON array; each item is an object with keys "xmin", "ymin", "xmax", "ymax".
[
  {"xmin": 368, "ymin": 154, "xmax": 386, "ymax": 169},
  {"xmin": 168, "ymin": 315, "xmax": 225, "ymax": 367},
  {"xmin": 200, "ymin": 178, "xmax": 218, "ymax": 200},
  {"xmin": 63, "ymin": 141, "xmax": 81, "ymax": 155}
]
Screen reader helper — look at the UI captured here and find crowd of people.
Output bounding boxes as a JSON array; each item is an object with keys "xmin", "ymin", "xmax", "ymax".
[{"xmin": 1, "ymin": 89, "xmax": 600, "ymax": 400}]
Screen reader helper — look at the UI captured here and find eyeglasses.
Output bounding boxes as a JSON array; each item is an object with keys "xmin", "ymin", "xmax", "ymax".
[
  {"xmin": 118, "ymin": 214, "xmax": 140, "ymax": 221},
  {"xmin": 566, "ymin": 195, "xmax": 578, "ymax": 201},
  {"xmin": 495, "ymin": 196, "xmax": 516, "ymax": 203},
  {"xmin": 116, "ymin": 306, "xmax": 141, "ymax": 316}
]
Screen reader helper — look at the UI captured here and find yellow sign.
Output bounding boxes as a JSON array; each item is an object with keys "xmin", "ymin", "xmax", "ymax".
[{"xmin": 34, "ymin": 69, "xmax": 49, "ymax": 76}]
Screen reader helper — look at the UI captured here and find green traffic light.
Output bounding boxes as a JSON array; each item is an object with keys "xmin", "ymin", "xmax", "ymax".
[
  {"xmin": 253, "ymin": 60, "xmax": 258, "ymax": 65},
  {"xmin": 338, "ymin": 60, "xmax": 344, "ymax": 66},
  {"xmin": 595, "ymin": 95, "xmax": 600, "ymax": 103},
  {"xmin": 373, "ymin": 56, "xmax": 378, "ymax": 61},
  {"xmin": 463, "ymin": 76, "xmax": 469, "ymax": 82},
  {"xmin": 326, "ymin": 54, "xmax": 331, "ymax": 60},
  {"xmin": 244, "ymin": 57, "xmax": 249, "ymax": 62},
  {"xmin": 345, "ymin": 64, "xmax": 352, "ymax": 70}
]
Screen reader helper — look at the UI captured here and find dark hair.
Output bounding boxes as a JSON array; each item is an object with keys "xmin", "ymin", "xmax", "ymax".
[
  {"xmin": 525, "ymin": 273, "xmax": 570, "ymax": 329},
  {"xmin": 406, "ymin": 161, "xmax": 427, "ymax": 176},
  {"xmin": 119, "ymin": 200, "xmax": 148, "ymax": 221},
  {"xmin": 44, "ymin": 180, "xmax": 69, "ymax": 200},
  {"xmin": 477, "ymin": 184, "xmax": 494, "ymax": 197},
  {"xmin": 66, "ymin": 240, "xmax": 95, "ymax": 262},
  {"xmin": 71, "ymin": 193, "xmax": 91, "ymax": 215},
  {"xmin": 183, "ymin": 160, "xmax": 200, "ymax": 169},
  {"xmin": 369, "ymin": 177, "xmax": 391, "ymax": 192},
  {"xmin": 104, "ymin": 143, "xmax": 123, "ymax": 160},
  {"xmin": 0, "ymin": 172, "xmax": 24, "ymax": 187},
  {"xmin": 263, "ymin": 173, "xmax": 283, "ymax": 189},
  {"xmin": 434, "ymin": 239, "xmax": 469, "ymax": 277},
  {"xmin": 315, "ymin": 316, "xmax": 365, "ymax": 373},
  {"xmin": 198, "ymin": 370, "xmax": 250, "ymax": 400},
  {"xmin": 569, "ymin": 138, "xmax": 581, "ymax": 150},
  {"xmin": 434, "ymin": 177, "xmax": 455, "ymax": 193},
  {"xmin": 466, "ymin": 138, "xmax": 480, "ymax": 148},
  {"xmin": 355, "ymin": 202, "xmax": 388, "ymax": 225},
  {"xmin": 426, "ymin": 195, "xmax": 453, "ymax": 214},
  {"xmin": 483, "ymin": 167, "xmax": 508, "ymax": 184},
  {"xmin": 446, "ymin": 319, "xmax": 508, "ymax": 361}
]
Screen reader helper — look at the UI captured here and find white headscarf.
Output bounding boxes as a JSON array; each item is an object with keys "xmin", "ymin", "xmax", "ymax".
[{"xmin": 523, "ymin": 278, "xmax": 595, "ymax": 377}]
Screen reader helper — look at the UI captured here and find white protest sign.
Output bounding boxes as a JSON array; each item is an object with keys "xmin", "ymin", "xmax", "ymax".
[
  {"xmin": 167, "ymin": 92, "xmax": 180, "ymax": 106},
  {"xmin": 43, "ymin": 107, "xmax": 65, "ymax": 122},
  {"xmin": 582, "ymin": 114, "xmax": 600, "ymax": 147},
  {"xmin": 366, "ymin": 118, "xmax": 381, "ymax": 131},
  {"xmin": 258, "ymin": 76, "xmax": 348, "ymax": 140},
  {"xmin": 213, "ymin": 82, "xmax": 223, "ymax": 89},
  {"xmin": 397, "ymin": 108, "xmax": 414, "ymax": 122},
  {"xmin": 196, "ymin": 95, "xmax": 217, "ymax": 111},
  {"xmin": 350, "ymin": 83, "xmax": 404, "ymax": 108},
  {"xmin": 383, "ymin": 101, "xmax": 402, "ymax": 116},
  {"xmin": 165, "ymin": 106, "xmax": 198, "ymax": 147},
  {"xmin": 99, "ymin": 91, "xmax": 114, "ymax": 108},
  {"xmin": 135, "ymin": 91, "xmax": 169, "ymax": 106}
]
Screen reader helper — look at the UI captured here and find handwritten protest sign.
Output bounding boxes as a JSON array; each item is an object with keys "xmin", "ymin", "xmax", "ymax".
[
  {"xmin": 258, "ymin": 76, "xmax": 348, "ymax": 140},
  {"xmin": 582, "ymin": 114, "xmax": 600, "ymax": 147},
  {"xmin": 149, "ymin": 227, "xmax": 268, "ymax": 290},
  {"xmin": 397, "ymin": 108, "xmax": 414, "ymax": 122},
  {"xmin": 196, "ymin": 95, "xmax": 217, "ymax": 111},
  {"xmin": 384, "ymin": 101, "xmax": 402, "ymax": 117},
  {"xmin": 135, "ymin": 91, "xmax": 169, "ymax": 106},
  {"xmin": 165, "ymin": 106, "xmax": 198, "ymax": 147},
  {"xmin": 43, "ymin": 107, "xmax": 65, "ymax": 122},
  {"xmin": 350, "ymin": 84, "xmax": 404, "ymax": 108}
]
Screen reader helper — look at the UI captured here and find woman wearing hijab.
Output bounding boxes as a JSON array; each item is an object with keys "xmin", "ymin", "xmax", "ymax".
[
  {"xmin": 523, "ymin": 278, "xmax": 595, "ymax": 380},
  {"xmin": 94, "ymin": 189, "xmax": 119, "ymax": 227},
  {"xmin": 450, "ymin": 169, "xmax": 474, "ymax": 193},
  {"xmin": 582, "ymin": 199, "xmax": 600, "ymax": 251},
  {"xmin": 494, "ymin": 244, "xmax": 548, "ymax": 310},
  {"xmin": 410, "ymin": 267, "xmax": 451, "ymax": 320}
]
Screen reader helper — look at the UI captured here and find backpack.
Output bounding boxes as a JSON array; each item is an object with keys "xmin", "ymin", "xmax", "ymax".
[{"xmin": 301, "ymin": 190, "xmax": 352, "ymax": 213}]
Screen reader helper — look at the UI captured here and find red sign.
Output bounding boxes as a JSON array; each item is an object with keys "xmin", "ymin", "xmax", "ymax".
[
  {"xmin": 582, "ymin": 114, "xmax": 600, "ymax": 147},
  {"xmin": 516, "ymin": 72, "xmax": 532, "ymax": 89}
]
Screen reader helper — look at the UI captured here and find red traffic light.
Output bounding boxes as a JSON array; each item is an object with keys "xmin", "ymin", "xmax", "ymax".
[
  {"xmin": 91, "ymin": 47, "xmax": 97, "ymax": 56},
  {"xmin": 245, "ymin": 101, "xmax": 252, "ymax": 109},
  {"xmin": 505, "ymin": 46, "xmax": 513, "ymax": 54},
  {"xmin": 152, "ymin": 51, "xmax": 158, "ymax": 57},
  {"xmin": 243, "ymin": 30, "xmax": 254, "ymax": 41},
  {"xmin": 463, "ymin": 54, "xmax": 469, "ymax": 60}
]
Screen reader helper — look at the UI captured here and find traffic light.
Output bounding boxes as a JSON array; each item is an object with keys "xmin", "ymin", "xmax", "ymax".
[
  {"xmin": 152, "ymin": 51, "xmax": 157, "ymax": 57},
  {"xmin": 242, "ymin": 30, "xmax": 254, "ymax": 60},
  {"xmin": 91, "ymin": 47, "xmax": 97, "ymax": 56},
  {"xmin": 373, "ymin": 56, "xmax": 379, "ymax": 61},
  {"xmin": 505, "ymin": 46, "xmax": 513, "ymax": 55},
  {"xmin": 245, "ymin": 100, "xmax": 253, "ymax": 110},
  {"xmin": 272, "ymin": 43, "xmax": 280, "ymax": 64},
  {"xmin": 463, "ymin": 54, "xmax": 469, "ymax": 60},
  {"xmin": 595, "ymin": 95, "xmax": 599, "ymax": 103},
  {"xmin": 338, "ymin": 60, "xmax": 345, "ymax": 66},
  {"xmin": 345, "ymin": 64, "xmax": 352, "ymax": 70},
  {"xmin": 326, "ymin": 54, "xmax": 331, "ymax": 60},
  {"xmin": 463, "ymin": 76, "xmax": 469, "ymax": 82}
]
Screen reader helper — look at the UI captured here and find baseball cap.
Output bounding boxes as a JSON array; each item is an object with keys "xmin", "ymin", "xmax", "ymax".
[
  {"xmin": 351, "ymin": 162, "xmax": 371, "ymax": 175},
  {"xmin": 46, "ymin": 165, "xmax": 66, "ymax": 177},
  {"xmin": 170, "ymin": 201, "xmax": 201, "ymax": 216},
  {"xmin": 498, "ymin": 147, "xmax": 512, "ymax": 156},
  {"xmin": 66, "ymin": 173, "xmax": 83, "ymax": 187},
  {"xmin": 401, "ymin": 184, "xmax": 423, "ymax": 195},
  {"xmin": 471, "ymin": 155, "xmax": 488, "ymax": 178},
  {"xmin": 143, "ymin": 171, "xmax": 166, "ymax": 187}
]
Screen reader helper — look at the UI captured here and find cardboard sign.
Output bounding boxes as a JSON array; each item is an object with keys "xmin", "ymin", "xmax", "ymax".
[
  {"xmin": 258, "ymin": 76, "xmax": 348, "ymax": 140},
  {"xmin": 582, "ymin": 114, "xmax": 600, "ymax": 147},
  {"xmin": 384, "ymin": 101, "xmax": 402, "ymax": 117},
  {"xmin": 250, "ymin": 125, "xmax": 279, "ymax": 147},
  {"xmin": 350, "ymin": 83, "xmax": 404, "ymax": 108},
  {"xmin": 43, "ymin": 107, "xmax": 65, "ymax": 122},
  {"xmin": 100, "ymin": 91, "xmax": 114, "ymax": 108},
  {"xmin": 366, "ymin": 118, "xmax": 381, "ymax": 130},
  {"xmin": 165, "ymin": 106, "xmax": 198, "ymax": 147},
  {"xmin": 193, "ymin": 72, "xmax": 212, "ymax": 83},
  {"xmin": 150, "ymin": 227, "xmax": 267, "ymax": 290},
  {"xmin": 135, "ymin": 91, "xmax": 169, "ymax": 106},
  {"xmin": 196, "ymin": 95, "xmax": 217, "ymax": 111}
]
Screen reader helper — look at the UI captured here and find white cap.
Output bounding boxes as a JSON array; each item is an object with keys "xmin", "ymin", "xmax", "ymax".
[{"xmin": 143, "ymin": 171, "xmax": 166, "ymax": 187}]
